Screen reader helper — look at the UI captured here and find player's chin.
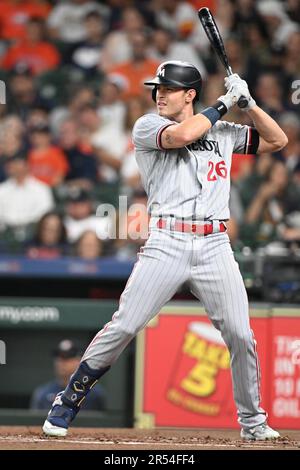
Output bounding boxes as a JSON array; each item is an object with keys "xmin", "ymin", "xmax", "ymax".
[{"xmin": 157, "ymin": 106, "xmax": 168, "ymax": 117}]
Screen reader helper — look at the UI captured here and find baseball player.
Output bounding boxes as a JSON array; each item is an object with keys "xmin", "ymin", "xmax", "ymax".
[{"xmin": 43, "ymin": 61, "xmax": 287, "ymax": 440}]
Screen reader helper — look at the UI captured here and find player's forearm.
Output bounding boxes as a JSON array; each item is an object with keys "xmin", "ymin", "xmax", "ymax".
[
  {"xmin": 162, "ymin": 114, "xmax": 212, "ymax": 148},
  {"xmin": 247, "ymin": 106, "xmax": 288, "ymax": 150}
]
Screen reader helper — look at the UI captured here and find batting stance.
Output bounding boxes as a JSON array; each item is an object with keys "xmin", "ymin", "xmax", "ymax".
[{"xmin": 43, "ymin": 61, "xmax": 287, "ymax": 440}]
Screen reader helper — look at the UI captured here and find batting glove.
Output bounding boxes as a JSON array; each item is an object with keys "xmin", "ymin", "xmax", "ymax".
[
  {"xmin": 224, "ymin": 74, "xmax": 256, "ymax": 111},
  {"xmin": 217, "ymin": 86, "xmax": 245, "ymax": 110}
]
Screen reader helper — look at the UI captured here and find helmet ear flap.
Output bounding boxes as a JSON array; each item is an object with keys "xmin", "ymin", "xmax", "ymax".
[{"xmin": 152, "ymin": 87, "xmax": 157, "ymax": 103}]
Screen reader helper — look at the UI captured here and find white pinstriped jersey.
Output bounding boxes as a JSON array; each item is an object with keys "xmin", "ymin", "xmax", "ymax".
[{"xmin": 132, "ymin": 113, "xmax": 255, "ymax": 220}]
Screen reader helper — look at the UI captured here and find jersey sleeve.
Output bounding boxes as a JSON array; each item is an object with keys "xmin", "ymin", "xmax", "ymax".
[
  {"xmin": 233, "ymin": 124, "xmax": 260, "ymax": 154},
  {"xmin": 132, "ymin": 113, "xmax": 175, "ymax": 150},
  {"xmin": 218, "ymin": 121, "xmax": 260, "ymax": 155}
]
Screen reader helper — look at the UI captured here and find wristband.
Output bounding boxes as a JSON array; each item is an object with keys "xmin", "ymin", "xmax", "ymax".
[{"xmin": 201, "ymin": 100, "xmax": 228, "ymax": 126}]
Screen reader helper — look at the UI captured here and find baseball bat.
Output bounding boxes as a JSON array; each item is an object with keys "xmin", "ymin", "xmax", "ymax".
[{"xmin": 198, "ymin": 7, "xmax": 248, "ymax": 108}]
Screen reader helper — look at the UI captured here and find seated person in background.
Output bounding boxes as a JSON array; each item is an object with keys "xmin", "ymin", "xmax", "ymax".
[
  {"xmin": 30, "ymin": 339, "xmax": 106, "ymax": 411},
  {"xmin": 241, "ymin": 161, "xmax": 300, "ymax": 248},
  {"xmin": 58, "ymin": 117, "xmax": 98, "ymax": 190},
  {"xmin": 0, "ymin": 151, "xmax": 54, "ymax": 234},
  {"xmin": 64, "ymin": 187, "xmax": 112, "ymax": 243},
  {"xmin": 28, "ymin": 123, "xmax": 69, "ymax": 187},
  {"xmin": 75, "ymin": 230, "xmax": 104, "ymax": 260},
  {"xmin": 25, "ymin": 211, "xmax": 68, "ymax": 259},
  {"xmin": 68, "ymin": 10, "xmax": 106, "ymax": 78},
  {"xmin": 1, "ymin": 17, "xmax": 61, "ymax": 76}
]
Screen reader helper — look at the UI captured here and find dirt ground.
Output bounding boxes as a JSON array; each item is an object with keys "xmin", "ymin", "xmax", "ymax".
[{"xmin": 0, "ymin": 426, "xmax": 299, "ymax": 450}]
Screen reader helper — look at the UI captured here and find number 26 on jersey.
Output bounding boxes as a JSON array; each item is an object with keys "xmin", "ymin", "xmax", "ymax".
[{"xmin": 207, "ymin": 160, "xmax": 228, "ymax": 181}]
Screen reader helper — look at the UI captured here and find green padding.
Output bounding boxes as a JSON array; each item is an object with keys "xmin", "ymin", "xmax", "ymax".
[
  {"xmin": 0, "ymin": 410, "xmax": 127, "ymax": 428},
  {"xmin": 0, "ymin": 298, "xmax": 118, "ymax": 329},
  {"xmin": 271, "ymin": 308, "xmax": 300, "ymax": 317}
]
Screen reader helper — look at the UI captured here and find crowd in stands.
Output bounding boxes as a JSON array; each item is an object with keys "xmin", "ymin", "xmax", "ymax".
[{"xmin": 0, "ymin": 0, "xmax": 299, "ymax": 260}]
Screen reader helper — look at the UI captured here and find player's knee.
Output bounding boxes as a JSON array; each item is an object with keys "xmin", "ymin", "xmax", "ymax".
[
  {"xmin": 118, "ymin": 323, "xmax": 140, "ymax": 338},
  {"xmin": 223, "ymin": 328, "xmax": 253, "ymax": 349}
]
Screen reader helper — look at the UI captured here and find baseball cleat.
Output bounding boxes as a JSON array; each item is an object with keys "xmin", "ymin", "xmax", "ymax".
[
  {"xmin": 42, "ymin": 419, "xmax": 68, "ymax": 437},
  {"xmin": 241, "ymin": 423, "xmax": 280, "ymax": 441},
  {"xmin": 42, "ymin": 392, "xmax": 77, "ymax": 437}
]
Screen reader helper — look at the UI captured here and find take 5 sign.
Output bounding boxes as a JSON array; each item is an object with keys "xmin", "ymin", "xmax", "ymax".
[
  {"xmin": 134, "ymin": 304, "xmax": 300, "ymax": 429},
  {"xmin": 268, "ymin": 311, "xmax": 300, "ymax": 428}
]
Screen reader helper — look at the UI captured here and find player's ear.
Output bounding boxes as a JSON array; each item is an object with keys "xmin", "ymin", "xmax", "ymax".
[{"xmin": 185, "ymin": 89, "xmax": 196, "ymax": 103}]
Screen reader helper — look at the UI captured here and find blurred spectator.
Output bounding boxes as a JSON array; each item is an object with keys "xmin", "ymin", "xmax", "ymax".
[
  {"xmin": 255, "ymin": 73, "xmax": 286, "ymax": 118},
  {"xmin": 227, "ymin": 182, "xmax": 244, "ymax": 248},
  {"xmin": 0, "ymin": 133, "xmax": 25, "ymax": 183},
  {"xmin": 285, "ymin": 0, "xmax": 300, "ymax": 23},
  {"xmin": 47, "ymin": 0, "xmax": 109, "ymax": 44},
  {"xmin": 108, "ymin": 31, "xmax": 159, "ymax": 100},
  {"xmin": 0, "ymin": 0, "xmax": 51, "ymax": 41},
  {"xmin": 281, "ymin": 30, "xmax": 300, "ymax": 83},
  {"xmin": 238, "ymin": 153, "xmax": 274, "ymax": 209},
  {"xmin": 7, "ymin": 64, "xmax": 48, "ymax": 119},
  {"xmin": 0, "ymin": 114, "xmax": 27, "ymax": 182},
  {"xmin": 241, "ymin": 161, "xmax": 300, "ymax": 248},
  {"xmin": 115, "ymin": 189, "xmax": 149, "ymax": 260},
  {"xmin": 233, "ymin": 0, "xmax": 268, "ymax": 41},
  {"xmin": 80, "ymin": 104, "xmax": 126, "ymax": 183},
  {"xmin": 200, "ymin": 73, "xmax": 224, "ymax": 107},
  {"xmin": 149, "ymin": 28, "xmax": 207, "ymax": 79},
  {"xmin": 119, "ymin": 97, "xmax": 145, "ymax": 193},
  {"xmin": 285, "ymin": 164, "xmax": 300, "ymax": 246},
  {"xmin": 0, "ymin": 114, "xmax": 25, "ymax": 141},
  {"xmin": 49, "ymin": 85, "xmax": 96, "ymax": 137},
  {"xmin": 58, "ymin": 117, "xmax": 98, "ymax": 189},
  {"xmin": 222, "ymin": 36, "xmax": 248, "ymax": 78},
  {"xmin": 191, "ymin": 0, "xmax": 236, "ymax": 54},
  {"xmin": 274, "ymin": 112, "xmax": 300, "ymax": 172},
  {"xmin": 75, "ymin": 229, "xmax": 104, "ymax": 259},
  {"xmin": 242, "ymin": 22, "xmax": 273, "ymax": 87},
  {"xmin": 25, "ymin": 106, "xmax": 49, "ymax": 131},
  {"xmin": 26, "ymin": 211, "xmax": 67, "ymax": 259},
  {"xmin": 101, "ymin": 7, "xmax": 146, "ymax": 70},
  {"xmin": 1, "ymin": 17, "xmax": 60, "ymax": 76},
  {"xmin": 30, "ymin": 339, "xmax": 106, "ymax": 410},
  {"xmin": 257, "ymin": 0, "xmax": 298, "ymax": 49},
  {"xmin": 28, "ymin": 123, "xmax": 69, "ymax": 187},
  {"xmin": 155, "ymin": 0, "xmax": 198, "ymax": 40},
  {"xmin": 67, "ymin": 10, "xmax": 106, "ymax": 78},
  {"xmin": 64, "ymin": 187, "xmax": 112, "ymax": 243},
  {"xmin": 0, "ymin": 152, "xmax": 54, "ymax": 231},
  {"xmin": 97, "ymin": 76, "xmax": 126, "ymax": 131}
]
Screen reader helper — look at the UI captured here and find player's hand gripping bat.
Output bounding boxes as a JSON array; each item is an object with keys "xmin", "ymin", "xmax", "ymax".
[{"xmin": 198, "ymin": 7, "xmax": 248, "ymax": 108}]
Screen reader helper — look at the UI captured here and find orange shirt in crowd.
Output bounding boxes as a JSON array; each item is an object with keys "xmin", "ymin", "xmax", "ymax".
[
  {"xmin": 231, "ymin": 154, "xmax": 255, "ymax": 182},
  {"xmin": 28, "ymin": 146, "xmax": 69, "ymax": 187},
  {"xmin": 1, "ymin": 40, "xmax": 60, "ymax": 75},
  {"xmin": 0, "ymin": 0, "xmax": 51, "ymax": 40},
  {"xmin": 187, "ymin": 1, "xmax": 216, "ymax": 13},
  {"xmin": 109, "ymin": 59, "xmax": 159, "ymax": 100}
]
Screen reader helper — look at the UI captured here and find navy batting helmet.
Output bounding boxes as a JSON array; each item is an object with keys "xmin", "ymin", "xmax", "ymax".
[{"xmin": 144, "ymin": 61, "xmax": 202, "ymax": 102}]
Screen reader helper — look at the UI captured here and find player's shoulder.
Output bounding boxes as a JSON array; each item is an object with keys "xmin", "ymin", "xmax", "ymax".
[
  {"xmin": 133, "ymin": 113, "xmax": 170, "ymax": 130},
  {"xmin": 132, "ymin": 113, "xmax": 173, "ymax": 145},
  {"xmin": 208, "ymin": 120, "xmax": 247, "ymax": 137}
]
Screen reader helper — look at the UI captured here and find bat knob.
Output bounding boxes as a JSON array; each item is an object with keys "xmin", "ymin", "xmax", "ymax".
[{"xmin": 238, "ymin": 95, "xmax": 248, "ymax": 109}]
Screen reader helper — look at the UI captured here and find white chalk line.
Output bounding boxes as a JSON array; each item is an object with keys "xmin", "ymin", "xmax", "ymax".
[{"xmin": 0, "ymin": 436, "xmax": 297, "ymax": 450}]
